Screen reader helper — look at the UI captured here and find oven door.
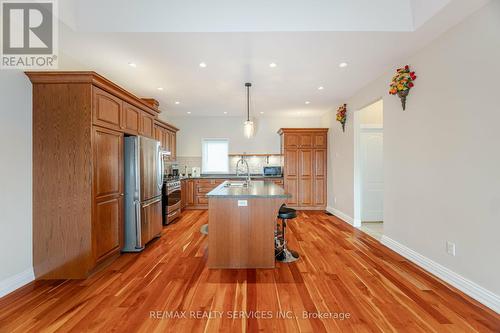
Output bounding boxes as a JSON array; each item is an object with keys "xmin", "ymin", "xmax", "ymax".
[{"xmin": 167, "ymin": 187, "xmax": 181, "ymax": 214}]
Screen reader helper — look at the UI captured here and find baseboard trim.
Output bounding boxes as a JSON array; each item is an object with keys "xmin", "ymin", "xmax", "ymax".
[
  {"xmin": 0, "ymin": 267, "xmax": 35, "ymax": 298},
  {"xmin": 381, "ymin": 235, "xmax": 500, "ymax": 314},
  {"xmin": 326, "ymin": 206, "xmax": 361, "ymax": 227}
]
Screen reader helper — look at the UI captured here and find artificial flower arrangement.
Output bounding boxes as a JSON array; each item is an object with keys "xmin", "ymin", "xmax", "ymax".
[
  {"xmin": 336, "ymin": 104, "xmax": 347, "ymax": 132},
  {"xmin": 389, "ymin": 65, "xmax": 417, "ymax": 110}
]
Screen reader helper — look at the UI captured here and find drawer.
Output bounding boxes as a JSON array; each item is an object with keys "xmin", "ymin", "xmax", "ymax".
[
  {"xmin": 196, "ymin": 179, "xmax": 224, "ymax": 185},
  {"xmin": 197, "ymin": 185, "xmax": 218, "ymax": 194},
  {"xmin": 196, "ymin": 196, "xmax": 209, "ymax": 205}
]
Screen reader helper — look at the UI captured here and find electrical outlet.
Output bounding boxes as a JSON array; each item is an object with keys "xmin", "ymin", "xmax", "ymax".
[
  {"xmin": 446, "ymin": 241, "xmax": 456, "ymax": 256},
  {"xmin": 238, "ymin": 200, "xmax": 248, "ymax": 207}
]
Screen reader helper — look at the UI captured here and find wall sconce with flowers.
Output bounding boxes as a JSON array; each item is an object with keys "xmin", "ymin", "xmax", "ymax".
[
  {"xmin": 336, "ymin": 104, "xmax": 347, "ymax": 132},
  {"xmin": 389, "ymin": 65, "xmax": 417, "ymax": 110}
]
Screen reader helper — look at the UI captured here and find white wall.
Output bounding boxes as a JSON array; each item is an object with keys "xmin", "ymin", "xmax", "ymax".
[
  {"xmin": 323, "ymin": 0, "xmax": 500, "ymax": 303},
  {"xmin": 0, "ymin": 71, "xmax": 33, "ymax": 295},
  {"xmin": 359, "ymin": 100, "xmax": 383, "ymax": 125},
  {"xmin": 167, "ymin": 115, "xmax": 323, "ymax": 156}
]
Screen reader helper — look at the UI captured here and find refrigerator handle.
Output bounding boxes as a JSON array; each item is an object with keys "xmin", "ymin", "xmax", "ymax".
[
  {"xmin": 134, "ymin": 200, "xmax": 142, "ymax": 248},
  {"xmin": 158, "ymin": 148, "xmax": 164, "ymax": 190}
]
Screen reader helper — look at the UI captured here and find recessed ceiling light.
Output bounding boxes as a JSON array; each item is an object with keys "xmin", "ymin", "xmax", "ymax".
[
  {"xmin": 318, "ymin": 86, "xmax": 324, "ymax": 90},
  {"xmin": 305, "ymin": 101, "xmax": 311, "ymax": 105},
  {"xmin": 199, "ymin": 62, "xmax": 207, "ymax": 68},
  {"xmin": 187, "ymin": 111, "xmax": 191, "ymax": 114},
  {"xmin": 260, "ymin": 111, "xmax": 264, "ymax": 114},
  {"xmin": 128, "ymin": 62, "xmax": 137, "ymax": 68},
  {"xmin": 339, "ymin": 62, "xmax": 348, "ymax": 68},
  {"xmin": 223, "ymin": 111, "xmax": 228, "ymax": 114},
  {"xmin": 269, "ymin": 63, "xmax": 277, "ymax": 68},
  {"xmin": 175, "ymin": 101, "xmax": 180, "ymax": 105},
  {"xmin": 157, "ymin": 87, "xmax": 164, "ymax": 91}
]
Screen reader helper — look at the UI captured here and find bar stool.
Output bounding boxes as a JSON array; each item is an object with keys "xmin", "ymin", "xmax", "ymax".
[{"xmin": 275, "ymin": 204, "xmax": 299, "ymax": 262}]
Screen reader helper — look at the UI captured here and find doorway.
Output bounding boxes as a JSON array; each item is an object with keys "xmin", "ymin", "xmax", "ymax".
[{"xmin": 354, "ymin": 100, "xmax": 384, "ymax": 240}]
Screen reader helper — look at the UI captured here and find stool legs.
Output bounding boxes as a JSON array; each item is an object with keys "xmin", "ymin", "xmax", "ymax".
[{"xmin": 275, "ymin": 218, "xmax": 299, "ymax": 263}]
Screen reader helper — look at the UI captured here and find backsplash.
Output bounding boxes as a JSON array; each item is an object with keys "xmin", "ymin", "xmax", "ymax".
[{"xmin": 176, "ymin": 155, "xmax": 282, "ymax": 176}]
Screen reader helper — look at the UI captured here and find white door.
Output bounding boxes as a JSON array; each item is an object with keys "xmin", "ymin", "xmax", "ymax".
[{"xmin": 360, "ymin": 130, "xmax": 383, "ymax": 221}]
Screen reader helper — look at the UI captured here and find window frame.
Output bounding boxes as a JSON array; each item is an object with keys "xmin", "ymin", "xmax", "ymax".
[{"xmin": 201, "ymin": 138, "xmax": 229, "ymax": 174}]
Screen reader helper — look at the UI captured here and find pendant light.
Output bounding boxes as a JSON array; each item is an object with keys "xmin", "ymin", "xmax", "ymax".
[{"xmin": 243, "ymin": 82, "xmax": 254, "ymax": 139}]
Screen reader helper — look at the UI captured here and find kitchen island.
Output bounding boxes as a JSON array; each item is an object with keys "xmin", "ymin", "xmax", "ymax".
[{"xmin": 206, "ymin": 180, "xmax": 290, "ymax": 268}]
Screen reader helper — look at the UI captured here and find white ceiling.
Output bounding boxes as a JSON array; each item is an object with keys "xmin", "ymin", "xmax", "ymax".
[{"xmin": 57, "ymin": 0, "xmax": 489, "ymax": 118}]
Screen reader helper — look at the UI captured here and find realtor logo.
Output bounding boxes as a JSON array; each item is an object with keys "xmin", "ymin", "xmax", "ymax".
[{"xmin": 1, "ymin": 0, "xmax": 58, "ymax": 69}]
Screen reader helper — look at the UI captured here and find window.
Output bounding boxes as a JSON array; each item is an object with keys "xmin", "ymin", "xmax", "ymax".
[{"xmin": 202, "ymin": 139, "xmax": 229, "ymax": 174}]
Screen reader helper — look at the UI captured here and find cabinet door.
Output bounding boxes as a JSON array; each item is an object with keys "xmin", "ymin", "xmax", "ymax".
[
  {"xmin": 314, "ymin": 149, "xmax": 326, "ymax": 177},
  {"xmin": 93, "ymin": 127, "xmax": 124, "ymax": 262},
  {"xmin": 186, "ymin": 180, "xmax": 195, "ymax": 205},
  {"xmin": 122, "ymin": 102, "xmax": 140, "ymax": 134},
  {"xmin": 181, "ymin": 180, "xmax": 187, "ymax": 209},
  {"xmin": 314, "ymin": 133, "xmax": 327, "ymax": 149},
  {"xmin": 154, "ymin": 125, "xmax": 163, "ymax": 146},
  {"xmin": 93, "ymin": 87, "xmax": 123, "ymax": 130},
  {"xmin": 314, "ymin": 178, "xmax": 326, "ymax": 207},
  {"xmin": 94, "ymin": 197, "xmax": 122, "ymax": 260},
  {"xmin": 284, "ymin": 149, "xmax": 298, "ymax": 177},
  {"xmin": 284, "ymin": 177, "xmax": 298, "ymax": 206},
  {"xmin": 140, "ymin": 112, "xmax": 155, "ymax": 138},
  {"xmin": 169, "ymin": 131, "xmax": 176, "ymax": 160},
  {"xmin": 299, "ymin": 133, "xmax": 313, "ymax": 148},
  {"xmin": 299, "ymin": 149, "xmax": 313, "ymax": 206},
  {"xmin": 284, "ymin": 133, "xmax": 300, "ymax": 148}
]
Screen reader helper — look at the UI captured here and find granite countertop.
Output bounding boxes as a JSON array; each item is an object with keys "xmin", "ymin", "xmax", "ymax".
[
  {"xmin": 207, "ymin": 180, "xmax": 291, "ymax": 198},
  {"xmin": 182, "ymin": 174, "xmax": 283, "ymax": 180}
]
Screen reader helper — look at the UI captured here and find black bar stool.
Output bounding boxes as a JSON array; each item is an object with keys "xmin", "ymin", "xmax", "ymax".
[{"xmin": 275, "ymin": 204, "xmax": 299, "ymax": 262}]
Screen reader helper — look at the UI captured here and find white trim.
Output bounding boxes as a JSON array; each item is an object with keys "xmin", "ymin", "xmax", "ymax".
[
  {"xmin": 381, "ymin": 235, "xmax": 500, "ymax": 314},
  {"xmin": 0, "ymin": 268, "xmax": 34, "ymax": 298},
  {"xmin": 326, "ymin": 206, "xmax": 361, "ymax": 227}
]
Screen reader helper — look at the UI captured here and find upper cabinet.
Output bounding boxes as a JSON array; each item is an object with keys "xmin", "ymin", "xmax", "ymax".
[
  {"xmin": 139, "ymin": 112, "xmax": 155, "ymax": 138},
  {"xmin": 154, "ymin": 120, "xmax": 178, "ymax": 161},
  {"xmin": 93, "ymin": 87, "xmax": 123, "ymax": 130},
  {"xmin": 122, "ymin": 102, "xmax": 141, "ymax": 134}
]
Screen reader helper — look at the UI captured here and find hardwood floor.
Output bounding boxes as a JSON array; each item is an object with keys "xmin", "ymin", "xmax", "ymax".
[{"xmin": 0, "ymin": 210, "xmax": 498, "ymax": 332}]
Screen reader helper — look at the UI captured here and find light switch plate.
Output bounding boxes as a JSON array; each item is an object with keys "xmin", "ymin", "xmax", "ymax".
[
  {"xmin": 238, "ymin": 200, "xmax": 248, "ymax": 207},
  {"xmin": 446, "ymin": 241, "xmax": 456, "ymax": 256}
]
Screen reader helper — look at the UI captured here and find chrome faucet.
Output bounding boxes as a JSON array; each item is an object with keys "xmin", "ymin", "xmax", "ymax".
[{"xmin": 235, "ymin": 157, "xmax": 251, "ymax": 186}]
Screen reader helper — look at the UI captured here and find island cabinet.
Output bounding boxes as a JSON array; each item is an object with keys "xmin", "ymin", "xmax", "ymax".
[
  {"xmin": 278, "ymin": 128, "xmax": 328, "ymax": 210},
  {"xmin": 182, "ymin": 178, "xmax": 284, "ymax": 210},
  {"xmin": 26, "ymin": 71, "xmax": 178, "ymax": 280}
]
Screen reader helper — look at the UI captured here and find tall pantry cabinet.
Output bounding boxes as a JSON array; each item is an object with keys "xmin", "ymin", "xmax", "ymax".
[{"xmin": 278, "ymin": 128, "xmax": 328, "ymax": 210}]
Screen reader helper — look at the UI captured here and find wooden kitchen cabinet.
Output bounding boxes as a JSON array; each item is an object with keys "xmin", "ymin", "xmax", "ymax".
[
  {"xmin": 278, "ymin": 128, "xmax": 328, "ymax": 210},
  {"xmin": 93, "ymin": 86, "xmax": 123, "ymax": 130},
  {"xmin": 93, "ymin": 127, "xmax": 124, "ymax": 263},
  {"xmin": 154, "ymin": 121, "xmax": 178, "ymax": 160},
  {"xmin": 122, "ymin": 102, "xmax": 141, "ymax": 134},
  {"xmin": 27, "ymin": 71, "xmax": 178, "ymax": 280},
  {"xmin": 140, "ymin": 112, "xmax": 155, "ymax": 138}
]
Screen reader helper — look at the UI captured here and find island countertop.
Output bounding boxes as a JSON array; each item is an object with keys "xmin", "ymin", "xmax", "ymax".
[{"xmin": 206, "ymin": 180, "xmax": 290, "ymax": 199}]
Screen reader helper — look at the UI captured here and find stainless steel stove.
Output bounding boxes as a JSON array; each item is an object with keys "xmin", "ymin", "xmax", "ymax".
[{"xmin": 162, "ymin": 175, "xmax": 181, "ymax": 225}]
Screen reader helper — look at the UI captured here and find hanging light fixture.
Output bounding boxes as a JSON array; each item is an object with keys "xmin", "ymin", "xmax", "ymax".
[{"xmin": 243, "ymin": 82, "xmax": 254, "ymax": 139}]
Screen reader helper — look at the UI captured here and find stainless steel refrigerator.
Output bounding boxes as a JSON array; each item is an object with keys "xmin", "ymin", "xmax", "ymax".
[{"xmin": 123, "ymin": 136, "xmax": 164, "ymax": 252}]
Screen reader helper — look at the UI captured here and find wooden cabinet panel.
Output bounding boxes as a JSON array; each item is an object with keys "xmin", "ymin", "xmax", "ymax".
[
  {"xmin": 93, "ymin": 127, "xmax": 123, "ymax": 263},
  {"xmin": 122, "ymin": 102, "xmax": 140, "ymax": 134},
  {"xmin": 140, "ymin": 112, "xmax": 155, "ymax": 138},
  {"xmin": 314, "ymin": 133, "xmax": 327, "ymax": 148},
  {"xmin": 169, "ymin": 131, "xmax": 176, "ymax": 160},
  {"xmin": 181, "ymin": 180, "xmax": 187, "ymax": 209},
  {"xmin": 93, "ymin": 87, "xmax": 122, "ymax": 130},
  {"xmin": 284, "ymin": 149, "xmax": 298, "ymax": 177},
  {"xmin": 285, "ymin": 177, "xmax": 298, "ymax": 206},
  {"xmin": 154, "ymin": 125, "xmax": 162, "ymax": 145},
  {"xmin": 93, "ymin": 127, "xmax": 123, "ymax": 198},
  {"xmin": 95, "ymin": 197, "xmax": 122, "ymax": 261},
  {"xmin": 196, "ymin": 196, "xmax": 209, "ymax": 205},
  {"xmin": 314, "ymin": 178, "xmax": 326, "ymax": 207},
  {"xmin": 299, "ymin": 133, "xmax": 313, "ymax": 148},
  {"xmin": 284, "ymin": 133, "xmax": 300, "ymax": 148},
  {"xmin": 162, "ymin": 130, "xmax": 170, "ymax": 152},
  {"xmin": 299, "ymin": 149, "xmax": 313, "ymax": 177},
  {"xmin": 299, "ymin": 178, "xmax": 313, "ymax": 206},
  {"xmin": 314, "ymin": 149, "xmax": 326, "ymax": 177},
  {"xmin": 186, "ymin": 180, "xmax": 195, "ymax": 206}
]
